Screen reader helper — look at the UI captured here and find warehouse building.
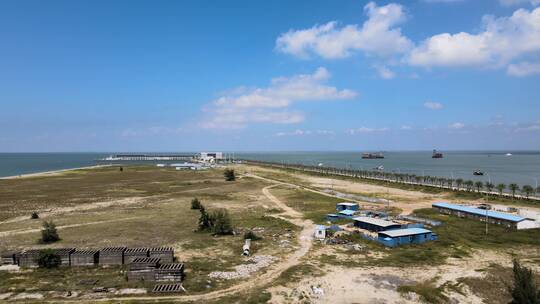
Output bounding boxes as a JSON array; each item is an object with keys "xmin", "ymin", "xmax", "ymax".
[
  {"xmin": 433, "ymin": 202, "xmax": 539, "ymax": 230},
  {"xmin": 353, "ymin": 217, "xmax": 402, "ymax": 232},
  {"xmin": 377, "ymin": 228, "xmax": 437, "ymax": 247}
]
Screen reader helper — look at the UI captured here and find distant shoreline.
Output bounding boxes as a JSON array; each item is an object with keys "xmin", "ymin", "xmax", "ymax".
[{"xmin": 0, "ymin": 165, "xmax": 112, "ymax": 180}]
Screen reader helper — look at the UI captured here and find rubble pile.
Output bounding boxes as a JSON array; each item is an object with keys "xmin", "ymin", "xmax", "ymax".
[{"xmin": 208, "ymin": 255, "xmax": 277, "ymax": 280}]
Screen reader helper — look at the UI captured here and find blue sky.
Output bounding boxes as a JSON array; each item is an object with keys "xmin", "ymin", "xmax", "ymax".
[{"xmin": 1, "ymin": 0, "xmax": 539, "ymax": 152}]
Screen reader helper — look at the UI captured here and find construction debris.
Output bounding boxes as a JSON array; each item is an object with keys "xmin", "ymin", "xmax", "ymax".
[{"xmin": 208, "ymin": 255, "xmax": 277, "ymax": 280}]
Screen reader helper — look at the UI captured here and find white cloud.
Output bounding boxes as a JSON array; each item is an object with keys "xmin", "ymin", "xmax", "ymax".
[
  {"xmin": 275, "ymin": 2, "xmax": 412, "ymax": 59},
  {"xmin": 449, "ymin": 122, "xmax": 465, "ymax": 129},
  {"xmin": 423, "ymin": 0, "xmax": 465, "ymax": 2},
  {"xmin": 408, "ymin": 7, "xmax": 540, "ymax": 68},
  {"xmin": 424, "ymin": 101, "xmax": 444, "ymax": 110},
  {"xmin": 514, "ymin": 122, "xmax": 540, "ymax": 131},
  {"xmin": 275, "ymin": 129, "xmax": 335, "ymax": 137},
  {"xmin": 507, "ymin": 61, "xmax": 540, "ymax": 76},
  {"xmin": 374, "ymin": 65, "xmax": 396, "ymax": 79},
  {"xmin": 401, "ymin": 125, "xmax": 413, "ymax": 130},
  {"xmin": 347, "ymin": 127, "xmax": 389, "ymax": 134},
  {"xmin": 201, "ymin": 68, "xmax": 357, "ymax": 129},
  {"xmin": 500, "ymin": 0, "xmax": 540, "ymax": 7}
]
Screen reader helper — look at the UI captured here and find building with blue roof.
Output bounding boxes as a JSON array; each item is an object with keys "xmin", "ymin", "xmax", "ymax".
[
  {"xmin": 432, "ymin": 202, "xmax": 539, "ymax": 230},
  {"xmin": 337, "ymin": 209, "xmax": 357, "ymax": 218},
  {"xmin": 377, "ymin": 228, "xmax": 437, "ymax": 247},
  {"xmin": 336, "ymin": 202, "xmax": 359, "ymax": 212}
]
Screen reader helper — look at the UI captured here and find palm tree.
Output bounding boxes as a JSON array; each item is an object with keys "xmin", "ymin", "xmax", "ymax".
[
  {"xmin": 522, "ymin": 185, "xmax": 534, "ymax": 199},
  {"xmin": 485, "ymin": 182, "xmax": 494, "ymax": 195},
  {"xmin": 474, "ymin": 181, "xmax": 484, "ymax": 193},
  {"xmin": 455, "ymin": 178, "xmax": 464, "ymax": 190},
  {"xmin": 496, "ymin": 183, "xmax": 506, "ymax": 196},
  {"xmin": 465, "ymin": 180, "xmax": 474, "ymax": 191},
  {"xmin": 509, "ymin": 183, "xmax": 519, "ymax": 198}
]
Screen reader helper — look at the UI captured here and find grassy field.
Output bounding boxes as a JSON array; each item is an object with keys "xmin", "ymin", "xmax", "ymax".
[{"xmin": 0, "ymin": 165, "xmax": 301, "ymax": 299}]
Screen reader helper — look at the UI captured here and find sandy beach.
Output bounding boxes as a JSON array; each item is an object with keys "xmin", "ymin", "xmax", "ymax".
[{"xmin": 0, "ymin": 164, "xmax": 111, "ymax": 180}]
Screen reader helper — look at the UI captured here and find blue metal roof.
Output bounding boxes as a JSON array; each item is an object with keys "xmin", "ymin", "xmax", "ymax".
[
  {"xmin": 378, "ymin": 228, "xmax": 432, "ymax": 238},
  {"xmin": 315, "ymin": 225, "xmax": 327, "ymax": 230},
  {"xmin": 338, "ymin": 210, "xmax": 356, "ymax": 216},
  {"xmin": 433, "ymin": 202, "xmax": 525, "ymax": 222}
]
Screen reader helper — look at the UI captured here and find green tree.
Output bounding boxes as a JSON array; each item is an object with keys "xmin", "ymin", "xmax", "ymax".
[
  {"xmin": 496, "ymin": 183, "xmax": 506, "ymax": 196},
  {"xmin": 508, "ymin": 259, "xmax": 540, "ymax": 304},
  {"xmin": 455, "ymin": 178, "xmax": 464, "ymax": 190},
  {"xmin": 522, "ymin": 185, "xmax": 534, "ymax": 200},
  {"xmin": 210, "ymin": 209, "xmax": 233, "ymax": 235},
  {"xmin": 465, "ymin": 180, "xmax": 474, "ymax": 191},
  {"xmin": 37, "ymin": 249, "xmax": 61, "ymax": 268},
  {"xmin": 197, "ymin": 206, "xmax": 212, "ymax": 231},
  {"xmin": 509, "ymin": 183, "xmax": 520, "ymax": 198},
  {"xmin": 31, "ymin": 212, "xmax": 39, "ymax": 219},
  {"xmin": 244, "ymin": 230, "xmax": 262, "ymax": 241},
  {"xmin": 485, "ymin": 182, "xmax": 494, "ymax": 195},
  {"xmin": 475, "ymin": 181, "xmax": 484, "ymax": 193},
  {"xmin": 39, "ymin": 221, "xmax": 60, "ymax": 244},
  {"xmin": 224, "ymin": 169, "xmax": 236, "ymax": 181},
  {"xmin": 191, "ymin": 198, "xmax": 202, "ymax": 210}
]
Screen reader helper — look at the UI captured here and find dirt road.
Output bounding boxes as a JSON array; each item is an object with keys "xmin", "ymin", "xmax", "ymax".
[{"xmin": 64, "ymin": 176, "xmax": 316, "ymax": 303}]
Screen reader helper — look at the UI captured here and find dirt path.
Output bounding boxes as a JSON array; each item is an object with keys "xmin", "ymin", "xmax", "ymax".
[
  {"xmin": 68, "ymin": 176, "xmax": 316, "ymax": 303},
  {"xmin": 0, "ymin": 217, "xmax": 143, "ymax": 238}
]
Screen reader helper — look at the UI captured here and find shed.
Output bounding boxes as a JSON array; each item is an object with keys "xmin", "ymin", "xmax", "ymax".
[
  {"xmin": 125, "ymin": 248, "xmax": 149, "ymax": 264},
  {"xmin": 353, "ymin": 217, "xmax": 401, "ymax": 232},
  {"xmin": 71, "ymin": 249, "xmax": 99, "ymax": 266},
  {"xmin": 377, "ymin": 228, "xmax": 437, "ymax": 247},
  {"xmin": 99, "ymin": 247, "xmax": 126, "ymax": 265},
  {"xmin": 336, "ymin": 202, "xmax": 359, "ymax": 211},
  {"xmin": 155, "ymin": 263, "xmax": 185, "ymax": 282},
  {"xmin": 149, "ymin": 247, "xmax": 174, "ymax": 263},
  {"xmin": 314, "ymin": 225, "xmax": 327, "ymax": 240},
  {"xmin": 432, "ymin": 202, "xmax": 539, "ymax": 229}
]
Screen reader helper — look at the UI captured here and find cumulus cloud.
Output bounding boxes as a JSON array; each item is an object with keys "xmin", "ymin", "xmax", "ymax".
[
  {"xmin": 500, "ymin": 0, "xmax": 540, "ymax": 6},
  {"xmin": 346, "ymin": 127, "xmax": 389, "ymax": 134},
  {"xmin": 275, "ymin": 129, "xmax": 335, "ymax": 137},
  {"xmin": 374, "ymin": 65, "xmax": 396, "ymax": 79},
  {"xmin": 424, "ymin": 101, "xmax": 444, "ymax": 110},
  {"xmin": 201, "ymin": 68, "xmax": 357, "ymax": 129},
  {"xmin": 449, "ymin": 122, "xmax": 465, "ymax": 129},
  {"xmin": 507, "ymin": 61, "xmax": 540, "ymax": 76},
  {"xmin": 407, "ymin": 7, "xmax": 540, "ymax": 68},
  {"xmin": 514, "ymin": 122, "xmax": 540, "ymax": 131},
  {"xmin": 275, "ymin": 2, "xmax": 412, "ymax": 59}
]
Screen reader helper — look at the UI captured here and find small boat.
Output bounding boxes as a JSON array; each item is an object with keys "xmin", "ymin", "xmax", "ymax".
[
  {"xmin": 473, "ymin": 171, "xmax": 484, "ymax": 176},
  {"xmin": 432, "ymin": 149, "xmax": 443, "ymax": 158},
  {"xmin": 374, "ymin": 165, "xmax": 384, "ymax": 171},
  {"xmin": 362, "ymin": 152, "xmax": 384, "ymax": 159},
  {"xmin": 505, "ymin": 153, "xmax": 512, "ymax": 156},
  {"xmin": 318, "ymin": 163, "xmax": 324, "ymax": 167}
]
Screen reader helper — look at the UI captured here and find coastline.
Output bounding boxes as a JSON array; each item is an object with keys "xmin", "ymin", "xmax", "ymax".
[{"xmin": 0, "ymin": 164, "xmax": 112, "ymax": 180}]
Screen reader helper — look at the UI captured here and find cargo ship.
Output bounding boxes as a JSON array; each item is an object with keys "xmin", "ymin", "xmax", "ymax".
[
  {"xmin": 432, "ymin": 150, "xmax": 443, "ymax": 158},
  {"xmin": 362, "ymin": 152, "xmax": 384, "ymax": 159}
]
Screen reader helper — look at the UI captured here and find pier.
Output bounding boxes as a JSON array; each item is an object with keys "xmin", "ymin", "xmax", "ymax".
[{"xmin": 101, "ymin": 154, "xmax": 196, "ymax": 161}]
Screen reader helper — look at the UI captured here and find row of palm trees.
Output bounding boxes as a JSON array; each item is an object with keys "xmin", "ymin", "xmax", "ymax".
[{"xmin": 247, "ymin": 160, "xmax": 540, "ymax": 200}]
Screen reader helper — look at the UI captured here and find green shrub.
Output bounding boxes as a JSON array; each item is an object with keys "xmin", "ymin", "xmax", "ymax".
[
  {"xmin": 39, "ymin": 221, "xmax": 60, "ymax": 244},
  {"xmin": 37, "ymin": 249, "xmax": 61, "ymax": 268},
  {"xmin": 244, "ymin": 230, "xmax": 262, "ymax": 241},
  {"xmin": 191, "ymin": 198, "xmax": 202, "ymax": 210},
  {"xmin": 210, "ymin": 209, "xmax": 233, "ymax": 235},
  {"xmin": 508, "ymin": 259, "xmax": 540, "ymax": 304},
  {"xmin": 224, "ymin": 169, "xmax": 236, "ymax": 181},
  {"xmin": 197, "ymin": 206, "xmax": 212, "ymax": 231},
  {"xmin": 30, "ymin": 212, "xmax": 39, "ymax": 219}
]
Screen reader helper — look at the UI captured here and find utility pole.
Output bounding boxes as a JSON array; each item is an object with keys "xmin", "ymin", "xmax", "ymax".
[{"xmin": 485, "ymin": 193, "xmax": 489, "ymax": 236}]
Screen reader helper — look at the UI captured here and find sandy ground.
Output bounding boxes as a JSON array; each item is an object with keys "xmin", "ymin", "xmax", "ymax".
[
  {"xmin": 268, "ymin": 249, "xmax": 526, "ymax": 304},
  {"xmin": 0, "ymin": 165, "xmax": 111, "ymax": 180}
]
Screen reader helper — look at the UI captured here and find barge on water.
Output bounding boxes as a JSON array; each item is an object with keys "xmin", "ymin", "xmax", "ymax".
[
  {"xmin": 432, "ymin": 150, "xmax": 443, "ymax": 159},
  {"xmin": 362, "ymin": 152, "xmax": 384, "ymax": 159}
]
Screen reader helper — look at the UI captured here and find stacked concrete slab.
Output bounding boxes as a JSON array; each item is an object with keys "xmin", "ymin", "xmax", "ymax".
[
  {"xmin": 149, "ymin": 247, "xmax": 174, "ymax": 263},
  {"xmin": 124, "ymin": 248, "xmax": 149, "ymax": 264},
  {"xmin": 99, "ymin": 247, "xmax": 126, "ymax": 265},
  {"xmin": 155, "ymin": 263, "xmax": 184, "ymax": 282},
  {"xmin": 18, "ymin": 249, "xmax": 42, "ymax": 268},
  {"xmin": 71, "ymin": 249, "xmax": 99, "ymax": 266},
  {"xmin": 1, "ymin": 251, "xmax": 17, "ymax": 265},
  {"xmin": 55, "ymin": 248, "xmax": 75, "ymax": 266},
  {"xmin": 127, "ymin": 257, "xmax": 160, "ymax": 281}
]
